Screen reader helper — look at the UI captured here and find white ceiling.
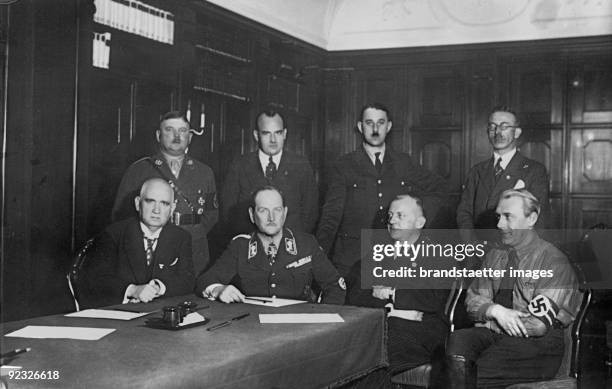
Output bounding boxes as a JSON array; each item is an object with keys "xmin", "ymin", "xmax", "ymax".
[{"xmin": 206, "ymin": 0, "xmax": 612, "ymax": 51}]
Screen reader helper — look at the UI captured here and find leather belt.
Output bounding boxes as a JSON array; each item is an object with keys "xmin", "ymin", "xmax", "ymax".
[{"xmin": 172, "ymin": 212, "xmax": 202, "ymax": 226}]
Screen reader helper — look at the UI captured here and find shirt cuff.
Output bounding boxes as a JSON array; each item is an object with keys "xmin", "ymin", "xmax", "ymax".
[
  {"xmin": 203, "ymin": 283, "xmax": 223, "ymax": 300},
  {"xmin": 123, "ymin": 284, "xmax": 137, "ymax": 304},
  {"xmin": 150, "ymin": 279, "xmax": 166, "ymax": 296}
]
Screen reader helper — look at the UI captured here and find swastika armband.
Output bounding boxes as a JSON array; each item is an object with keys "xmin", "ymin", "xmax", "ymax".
[{"xmin": 528, "ymin": 294, "xmax": 560, "ymax": 328}]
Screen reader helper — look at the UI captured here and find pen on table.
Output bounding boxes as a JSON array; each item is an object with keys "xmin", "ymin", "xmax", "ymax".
[
  {"xmin": 1, "ymin": 348, "xmax": 31, "ymax": 360},
  {"xmin": 207, "ymin": 313, "xmax": 250, "ymax": 331}
]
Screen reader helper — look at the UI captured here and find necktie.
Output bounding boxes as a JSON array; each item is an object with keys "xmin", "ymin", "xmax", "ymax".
[
  {"xmin": 494, "ymin": 157, "xmax": 503, "ymax": 181},
  {"xmin": 145, "ymin": 237, "xmax": 157, "ymax": 267},
  {"xmin": 267, "ymin": 242, "xmax": 277, "ymax": 267},
  {"xmin": 374, "ymin": 152, "xmax": 383, "ymax": 174},
  {"xmin": 170, "ymin": 159, "xmax": 181, "ymax": 178},
  {"xmin": 265, "ymin": 155, "xmax": 276, "ymax": 179},
  {"xmin": 494, "ymin": 248, "xmax": 518, "ymax": 309}
]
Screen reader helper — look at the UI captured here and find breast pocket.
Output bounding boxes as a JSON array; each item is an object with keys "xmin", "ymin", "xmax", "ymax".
[{"xmin": 289, "ymin": 266, "xmax": 313, "ymax": 297}]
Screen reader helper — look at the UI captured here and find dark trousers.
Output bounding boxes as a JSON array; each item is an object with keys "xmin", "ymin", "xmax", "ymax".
[
  {"xmin": 388, "ymin": 315, "xmax": 447, "ymax": 373},
  {"xmin": 447, "ymin": 326, "xmax": 564, "ymax": 389}
]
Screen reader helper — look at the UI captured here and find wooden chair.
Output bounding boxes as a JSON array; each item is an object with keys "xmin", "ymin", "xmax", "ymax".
[
  {"xmin": 66, "ymin": 238, "xmax": 96, "ymax": 311},
  {"xmin": 390, "ymin": 278, "xmax": 465, "ymax": 388},
  {"xmin": 504, "ymin": 288, "xmax": 592, "ymax": 389}
]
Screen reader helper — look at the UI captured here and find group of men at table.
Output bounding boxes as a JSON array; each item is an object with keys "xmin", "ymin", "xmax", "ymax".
[{"xmin": 78, "ymin": 103, "xmax": 579, "ymax": 389}]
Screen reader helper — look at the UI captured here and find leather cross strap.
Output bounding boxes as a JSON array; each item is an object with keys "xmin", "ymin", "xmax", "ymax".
[{"xmin": 145, "ymin": 157, "xmax": 196, "ymax": 213}]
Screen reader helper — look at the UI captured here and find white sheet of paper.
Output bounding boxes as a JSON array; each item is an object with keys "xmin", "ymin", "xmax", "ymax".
[
  {"xmin": 4, "ymin": 326, "xmax": 116, "ymax": 340},
  {"xmin": 65, "ymin": 309, "xmax": 151, "ymax": 320},
  {"xmin": 259, "ymin": 313, "xmax": 344, "ymax": 323},
  {"xmin": 243, "ymin": 296, "xmax": 307, "ymax": 307},
  {"xmin": 179, "ymin": 312, "xmax": 206, "ymax": 326}
]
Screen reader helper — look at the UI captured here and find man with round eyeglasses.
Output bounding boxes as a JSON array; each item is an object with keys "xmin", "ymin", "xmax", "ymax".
[{"xmin": 457, "ymin": 106, "xmax": 549, "ymax": 243}]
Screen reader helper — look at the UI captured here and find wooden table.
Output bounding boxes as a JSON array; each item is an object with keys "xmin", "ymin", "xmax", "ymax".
[{"xmin": 1, "ymin": 295, "xmax": 387, "ymax": 388}]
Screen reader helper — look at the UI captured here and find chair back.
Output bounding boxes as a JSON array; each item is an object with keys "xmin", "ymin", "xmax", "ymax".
[
  {"xmin": 446, "ymin": 278, "xmax": 464, "ymax": 333},
  {"xmin": 67, "ymin": 238, "xmax": 96, "ymax": 311}
]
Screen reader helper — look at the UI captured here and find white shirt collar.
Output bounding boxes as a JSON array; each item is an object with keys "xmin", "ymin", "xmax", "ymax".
[
  {"xmin": 363, "ymin": 143, "xmax": 386, "ymax": 165},
  {"xmin": 258, "ymin": 149, "xmax": 283, "ymax": 174},
  {"xmin": 493, "ymin": 148, "xmax": 517, "ymax": 170},
  {"xmin": 140, "ymin": 222, "xmax": 162, "ymax": 240}
]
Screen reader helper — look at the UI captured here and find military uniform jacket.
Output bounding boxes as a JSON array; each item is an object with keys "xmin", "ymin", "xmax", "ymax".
[
  {"xmin": 221, "ymin": 150, "xmax": 318, "ymax": 235},
  {"xmin": 316, "ymin": 147, "xmax": 449, "ymax": 274},
  {"xmin": 466, "ymin": 232, "xmax": 580, "ymax": 327},
  {"xmin": 111, "ymin": 153, "xmax": 218, "ymax": 274},
  {"xmin": 81, "ymin": 218, "xmax": 195, "ymax": 309},
  {"xmin": 456, "ymin": 151, "xmax": 549, "ymax": 231},
  {"xmin": 196, "ymin": 228, "xmax": 345, "ymax": 304}
]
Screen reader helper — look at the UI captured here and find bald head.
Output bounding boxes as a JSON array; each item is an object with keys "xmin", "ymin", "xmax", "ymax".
[{"xmin": 135, "ymin": 178, "xmax": 176, "ymax": 232}]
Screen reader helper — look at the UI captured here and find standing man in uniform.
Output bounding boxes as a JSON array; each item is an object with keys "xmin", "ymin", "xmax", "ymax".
[
  {"xmin": 196, "ymin": 186, "xmax": 345, "ymax": 305},
  {"xmin": 457, "ymin": 106, "xmax": 549, "ymax": 243},
  {"xmin": 112, "ymin": 111, "xmax": 218, "ymax": 275},
  {"xmin": 316, "ymin": 102, "xmax": 449, "ymax": 277},
  {"xmin": 446, "ymin": 189, "xmax": 579, "ymax": 388},
  {"xmin": 221, "ymin": 109, "xmax": 318, "ymax": 237},
  {"xmin": 82, "ymin": 178, "xmax": 195, "ymax": 309}
]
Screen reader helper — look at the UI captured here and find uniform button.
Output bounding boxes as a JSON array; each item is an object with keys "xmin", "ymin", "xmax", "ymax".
[
  {"xmin": 272, "ymin": 295, "xmax": 277, "ymax": 298},
  {"xmin": 271, "ymin": 273, "xmax": 276, "ymax": 276},
  {"xmin": 379, "ymin": 206, "xmax": 384, "ymax": 210},
  {"xmin": 353, "ymin": 183, "xmax": 357, "ymax": 188},
  {"xmin": 378, "ymin": 193, "xmax": 383, "ymax": 198},
  {"xmin": 401, "ymin": 181, "xmax": 405, "ymax": 186},
  {"xmin": 377, "ymin": 179, "xmax": 382, "ymax": 184},
  {"xmin": 271, "ymin": 283, "xmax": 276, "ymax": 288}
]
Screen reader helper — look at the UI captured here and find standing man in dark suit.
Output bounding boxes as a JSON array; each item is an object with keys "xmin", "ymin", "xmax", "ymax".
[
  {"xmin": 457, "ymin": 106, "xmax": 549, "ymax": 243},
  {"xmin": 221, "ymin": 109, "xmax": 318, "ymax": 237},
  {"xmin": 81, "ymin": 178, "xmax": 195, "ymax": 309},
  {"xmin": 111, "ymin": 111, "xmax": 218, "ymax": 275},
  {"xmin": 316, "ymin": 102, "xmax": 449, "ymax": 277}
]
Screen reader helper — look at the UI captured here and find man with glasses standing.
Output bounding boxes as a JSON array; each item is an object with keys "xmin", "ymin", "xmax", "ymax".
[{"xmin": 457, "ymin": 106, "xmax": 549, "ymax": 242}]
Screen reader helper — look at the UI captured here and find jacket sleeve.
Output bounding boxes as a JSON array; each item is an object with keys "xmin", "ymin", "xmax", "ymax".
[
  {"xmin": 456, "ymin": 166, "xmax": 478, "ymax": 231},
  {"xmin": 465, "ymin": 251, "xmax": 498, "ymax": 323},
  {"xmin": 300, "ymin": 160, "xmax": 319, "ymax": 234},
  {"xmin": 159, "ymin": 232, "xmax": 195, "ymax": 297},
  {"xmin": 194, "ymin": 240, "xmax": 240, "ymax": 295},
  {"xmin": 312, "ymin": 240, "xmax": 346, "ymax": 305},
  {"xmin": 201, "ymin": 170, "xmax": 219, "ymax": 234},
  {"xmin": 220, "ymin": 158, "xmax": 241, "ymax": 223},
  {"xmin": 111, "ymin": 166, "xmax": 140, "ymax": 222},
  {"xmin": 83, "ymin": 231, "xmax": 131, "ymax": 307},
  {"xmin": 316, "ymin": 160, "xmax": 346, "ymax": 254}
]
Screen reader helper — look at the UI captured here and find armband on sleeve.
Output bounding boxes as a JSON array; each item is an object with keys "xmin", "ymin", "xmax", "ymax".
[{"xmin": 528, "ymin": 294, "xmax": 560, "ymax": 328}]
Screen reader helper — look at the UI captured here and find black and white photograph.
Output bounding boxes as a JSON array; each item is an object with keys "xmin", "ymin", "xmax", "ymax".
[{"xmin": 1, "ymin": 0, "xmax": 612, "ymax": 388}]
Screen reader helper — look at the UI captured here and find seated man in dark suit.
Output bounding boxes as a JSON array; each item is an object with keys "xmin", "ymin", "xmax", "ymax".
[
  {"xmin": 196, "ymin": 186, "xmax": 345, "ymax": 304},
  {"xmin": 81, "ymin": 178, "xmax": 195, "ymax": 308},
  {"xmin": 348, "ymin": 194, "xmax": 449, "ymax": 384}
]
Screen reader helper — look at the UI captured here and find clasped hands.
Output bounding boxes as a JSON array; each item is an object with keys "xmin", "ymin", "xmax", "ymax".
[{"xmin": 486, "ymin": 304, "xmax": 546, "ymax": 337}]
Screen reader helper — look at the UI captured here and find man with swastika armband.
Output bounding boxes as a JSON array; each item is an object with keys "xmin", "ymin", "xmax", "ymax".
[
  {"xmin": 195, "ymin": 186, "xmax": 346, "ymax": 304},
  {"xmin": 445, "ymin": 189, "xmax": 580, "ymax": 389}
]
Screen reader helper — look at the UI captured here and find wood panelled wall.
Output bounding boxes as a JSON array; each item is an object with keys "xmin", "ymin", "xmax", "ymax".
[
  {"xmin": 1, "ymin": 0, "xmax": 611, "ymax": 321},
  {"xmin": 322, "ymin": 38, "xmax": 612, "ymax": 229}
]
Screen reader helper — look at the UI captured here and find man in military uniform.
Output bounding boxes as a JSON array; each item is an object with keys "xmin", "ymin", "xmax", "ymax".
[
  {"xmin": 112, "ymin": 111, "xmax": 218, "ymax": 275},
  {"xmin": 457, "ymin": 106, "xmax": 549, "ymax": 243},
  {"xmin": 316, "ymin": 102, "xmax": 450, "ymax": 277},
  {"xmin": 446, "ymin": 189, "xmax": 579, "ymax": 389},
  {"xmin": 221, "ymin": 109, "xmax": 318, "ymax": 237},
  {"xmin": 196, "ymin": 186, "xmax": 345, "ymax": 305}
]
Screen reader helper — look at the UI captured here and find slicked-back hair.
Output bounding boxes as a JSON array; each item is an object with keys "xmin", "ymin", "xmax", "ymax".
[
  {"xmin": 489, "ymin": 105, "xmax": 519, "ymax": 126},
  {"xmin": 256, "ymin": 109, "xmax": 286, "ymax": 131},
  {"xmin": 359, "ymin": 102, "xmax": 392, "ymax": 123},
  {"xmin": 500, "ymin": 189, "xmax": 540, "ymax": 217},
  {"xmin": 159, "ymin": 111, "xmax": 191, "ymax": 129},
  {"xmin": 250, "ymin": 185, "xmax": 286, "ymax": 209}
]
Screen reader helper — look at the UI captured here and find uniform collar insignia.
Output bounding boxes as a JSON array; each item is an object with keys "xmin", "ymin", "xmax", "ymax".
[
  {"xmin": 248, "ymin": 238, "xmax": 258, "ymax": 259},
  {"xmin": 284, "ymin": 228, "xmax": 297, "ymax": 255},
  {"xmin": 154, "ymin": 158, "xmax": 163, "ymax": 166}
]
